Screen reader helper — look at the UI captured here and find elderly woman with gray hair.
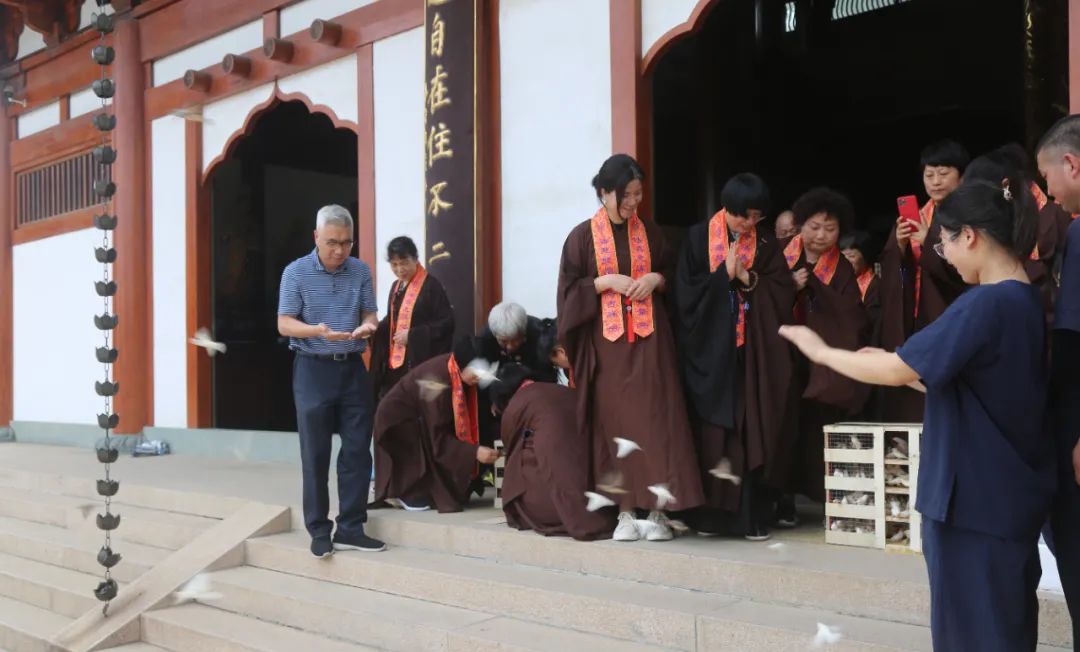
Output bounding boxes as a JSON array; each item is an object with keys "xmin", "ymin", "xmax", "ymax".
[{"xmin": 474, "ymin": 302, "xmax": 558, "ymax": 383}]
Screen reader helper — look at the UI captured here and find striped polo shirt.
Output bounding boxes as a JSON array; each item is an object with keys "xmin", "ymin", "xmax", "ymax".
[{"xmin": 277, "ymin": 248, "xmax": 378, "ymax": 354}]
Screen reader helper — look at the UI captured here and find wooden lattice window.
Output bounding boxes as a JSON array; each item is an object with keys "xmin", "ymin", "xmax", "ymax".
[{"xmin": 15, "ymin": 150, "xmax": 112, "ymax": 227}]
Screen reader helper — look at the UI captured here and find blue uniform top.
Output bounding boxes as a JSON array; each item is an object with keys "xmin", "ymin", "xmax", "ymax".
[
  {"xmin": 898, "ymin": 281, "xmax": 1056, "ymax": 540},
  {"xmin": 277, "ymin": 249, "xmax": 378, "ymax": 354}
]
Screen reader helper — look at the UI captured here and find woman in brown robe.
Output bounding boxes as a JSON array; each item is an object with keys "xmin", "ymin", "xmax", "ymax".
[
  {"xmin": 371, "ymin": 338, "xmax": 500, "ymax": 513},
  {"xmin": 490, "ymin": 364, "xmax": 615, "ymax": 541},
  {"xmin": 878, "ymin": 139, "xmax": 969, "ymax": 422},
  {"xmin": 841, "ymin": 230, "xmax": 884, "ymax": 421},
  {"xmin": 674, "ymin": 173, "xmax": 796, "ymax": 541},
  {"xmin": 781, "ymin": 188, "xmax": 870, "ymax": 516},
  {"xmin": 557, "ymin": 154, "xmax": 704, "ymax": 543},
  {"xmin": 369, "ymin": 236, "xmax": 455, "ymax": 402}
]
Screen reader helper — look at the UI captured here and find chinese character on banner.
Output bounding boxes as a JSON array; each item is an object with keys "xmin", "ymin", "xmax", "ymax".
[
  {"xmin": 427, "ymin": 123, "xmax": 454, "ymax": 168},
  {"xmin": 430, "ymin": 13, "xmax": 446, "ymax": 57},
  {"xmin": 428, "ymin": 64, "xmax": 451, "ymax": 115},
  {"xmin": 428, "ymin": 182, "xmax": 454, "ymax": 217}
]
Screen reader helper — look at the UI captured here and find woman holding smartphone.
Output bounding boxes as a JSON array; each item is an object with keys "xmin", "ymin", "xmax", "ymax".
[{"xmin": 780, "ymin": 177, "xmax": 1056, "ymax": 651}]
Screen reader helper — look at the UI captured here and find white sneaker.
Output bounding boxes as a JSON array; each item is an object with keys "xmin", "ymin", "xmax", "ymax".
[
  {"xmin": 387, "ymin": 497, "xmax": 430, "ymax": 512},
  {"xmin": 644, "ymin": 511, "xmax": 674, "ymax": 541},
  {"xmin": 612, "ymin": 511, "xmax": 640, "ymax": 541}
]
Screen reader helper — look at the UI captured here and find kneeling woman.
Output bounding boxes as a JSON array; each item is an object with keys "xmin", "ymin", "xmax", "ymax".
[
  {"xmin": 781, "ymin": 178, "xmax": 1056, "ymax": 651},
  {"xmin": 490, "ymin": 364, "xmax": 615, "ymax": 541}
]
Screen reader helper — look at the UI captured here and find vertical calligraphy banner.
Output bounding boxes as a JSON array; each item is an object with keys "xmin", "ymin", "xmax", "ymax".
[{"xmin": 424, "ymin": 0, "xmax": 477, "ymax": 334}]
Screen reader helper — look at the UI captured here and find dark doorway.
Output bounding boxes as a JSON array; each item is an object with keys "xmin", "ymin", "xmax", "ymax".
[
  {"xmin": 651, "ymin": 0, "xmax": 1069, "ymax": 244},
  {"xmin": 209, "ymin": 100, "xmax": 358, "ymax": 432}
]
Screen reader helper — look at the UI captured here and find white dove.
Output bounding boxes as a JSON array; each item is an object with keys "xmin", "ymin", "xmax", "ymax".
[
  {"xmin": 584, "ymin": 491, "xmax": 615, "ymax": 512},
  {"xmin": 890, "ymin": 499, "xmax": 902, "ymax": 517},
  {"xmin": 648, "ymin": 484, "xmax": 677, "ymax": 510},
  {"xmin": 890, "ymin": 528, "xmax": 909, "ymax": 542},
  {"xmin": 708, "ymin": 458, "xmax": 742, "ymax": 485},
  {"xmin": 465, "ymin": 358, "xmax": 500, "ymax": 389},
  {"xmin": 596, "ymin": 471, "xmax": 628, "ymax": 495},
  {"xmin": 891, "ymin": 436, "xmax": 910, "ymax": 456},
  {"xmin": 189, "ymin": 328, "xmax": 227, "ymax": 357},
  {"xmin": 417, "ymin": 378, "xmax": 449, "ymax": 401},
  {"xmin": 173, "ymin": 574, "xmax": 223, "ymax": 604},
  {"xmin": 849, "ymin": 434, "xmax": 863, "ymax": 450},
  {"xmin": 613, "ymin": 437, "xmax": 642, "ymax": 459},
  {"xmin": 75, "ymin": 503, "xmax": 97, "ymax": 519}
]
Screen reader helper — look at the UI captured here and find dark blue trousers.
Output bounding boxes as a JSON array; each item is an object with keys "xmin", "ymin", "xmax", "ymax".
[
  {"xmin": 292, "ymin": 354, "xmax": 373, "ymax": 539},
  {"xmin": 1049, "ymin": 478, "xmax": 1080, "ymax": 651},
  {"xmin": 923, "ymin": 518, "xmax": 1041, "ymax": 652}
]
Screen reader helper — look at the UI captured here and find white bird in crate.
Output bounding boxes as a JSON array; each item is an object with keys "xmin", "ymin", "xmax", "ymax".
[
  {"xmin": 417, "ymin": 377, "xmax": 449, "ymax": 402},
  {"xmin": 584, "ymin": 491, "xmax": 615, "ymax": 512},
  {"xmin": 709, "ymin": 457, "xmax": 742, "ymax": 485},
  {"xmin": 613, "ymin": 437, "xmax": 642, "ymax": 459},
  {"xmin": 813, "ymin": 622, "xmax": 843, "ymax": 647},
  {"xmin": 189, "ymin": 328, "xmax": 227, "ymax": 356},
  {"xmin": 849, "ymin": 434, "xmax": 863, "ymax": 450},
  {"xmin": 172, "ymin": 574, "xmax": 223, "ymax": 605},
  {"xmin": 647, "ymin": 484, "xmax": 676, "ymax": 510}
]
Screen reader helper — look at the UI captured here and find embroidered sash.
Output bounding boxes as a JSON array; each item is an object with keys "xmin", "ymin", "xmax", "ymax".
[
  {"xmin": 389, "ymin": 265, "xmax": 428, "ymax": 369},
  {"xmin": 783, "ymin": 235, "xmax": 840, "ymax": 285},
  {"xmin": 447, "ymin": 354, "xmax": 478, "ymax": 445},
  {"xmin": 857, "ymin": 268, "xmax": 875, "ymax": 302},
  {"xmin": 708, "ymin": 209, "xmax": 757, "ymax": 347},
  {"xmin": 1031, "ymin": 183, "xmax": 1049, "ymax": 261},
  {"xmin": 591, "ymin": 208, "xmax": 654, "ymax": 342}
]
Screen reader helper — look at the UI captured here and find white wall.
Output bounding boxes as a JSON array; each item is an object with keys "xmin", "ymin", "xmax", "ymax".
[
  {"xmin": 202, "ymin": 83, "xmax": 274, "ymax": 172},
  {"xmin": 16, "ymin": 101, "xmax": 60, "ymax": 139},
  {"xmin": 151, "ymin": 116, "xmax": 188, "ymax": 428},
  {"xmin": 152, "ymin": 20, "xmax": 263, "ymax": 87},
  {"xmin": 17, "ymin": 28, "xmax": 46, "ymax": 61},
  {"xmin": 372, "ymin": 27, "xmax": 424, "ymax": 315},
  {"xmin": 13, "ymin": 229, "xmax": 107, "ymax": 424},
  {"xmin": 499, "ymin": 0, "xmax": 612, "ymax": 318},
  {"xmin": 278, "ymin": 55, "xmax": 358, "ymax": 126},
  {"xmin": 641, "ymin": 0, "xmax": 700, "ymax": 58},
  {"xmin": 280, "ymin": 0, "xmax": 376, "ymax": 37},
  {"xmin": 79, "ymin": 0, "xmax": 113, "ymax": 30},
  {"xmin": 70, "ymin": 86, "xmax": 110, "ymax": 118}
]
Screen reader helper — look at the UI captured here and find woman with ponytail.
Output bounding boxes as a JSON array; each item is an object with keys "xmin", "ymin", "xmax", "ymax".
[{"xmin": 780, "ymin": 176, "xmax": 1056, "ymax": 651}]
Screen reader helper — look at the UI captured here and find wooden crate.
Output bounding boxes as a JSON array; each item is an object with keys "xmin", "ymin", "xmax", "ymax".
[
  {"xmin": 882, "ymin": 425, "xmax": 921, "ymax": 553},
  {"xmin": 493, "ymin": 439, "xmax": 506, "ymax": 509}
]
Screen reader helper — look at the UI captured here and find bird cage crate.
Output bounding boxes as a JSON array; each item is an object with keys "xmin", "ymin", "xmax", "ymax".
[
  {"xmin": 493, "ymin": 439, "xmax": 506, "ymax": 509},
  {"xmin": 882, "ymin": 425, "xmax": 922, "ymax": 553},
  {"xmin": 823, "ymin": 423, "xmax": 885, "ymax": 549}
]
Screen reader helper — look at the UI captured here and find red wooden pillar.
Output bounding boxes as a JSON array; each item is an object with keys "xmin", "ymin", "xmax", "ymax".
[
  {"xmin": 112, "ymin": 17, "xmax": 150, "ymax": 435},
  {"xmin": 0, "ymin": 108, "xmax": 12, "ymax": 436}
]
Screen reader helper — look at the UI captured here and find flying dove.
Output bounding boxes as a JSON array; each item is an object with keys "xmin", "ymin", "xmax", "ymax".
[
  {"xmin": 417, "ymin": 377, "xmax": 449, "ymax": 401},
  {"xmin": 465, "ymin": 358, "xmax": 500, "ymax": 389},
  {"xmin": 813, "ymin": 621, "xmax": 843, "ymax": 648},
  {"xmin": 596, "ymin": 471, "xmax": 628, "ymax": 495},
  {"xmin": 173, "ymin": 574, "xmax": 223, "ymax": 605},
  {"xmin": 647, "ymin": 484, "xmax": 676, "ymax": 510},
  {"xmin": 613, "ymin": 437, "xmax": 641, "ymax": 459},
  {"xmin": 584, "ymin": 491, "xmax": 615, "ymax": 512},
  {"xmin": 189, "ymin": 328, "xmax": 227, "ymax": 357},
  {"xmin": 709, "ymin": 458, "xmax": 742, "ymax": 485}
]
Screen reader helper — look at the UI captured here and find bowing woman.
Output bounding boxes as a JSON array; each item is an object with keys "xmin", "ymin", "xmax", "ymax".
[
  {"xmin": 557, "ymin": 154, "xmax": 704, "ymax": 543},
  {"xmin": 779, "ymin": 188, "xmax": 870, "ymax": 521},
  {"xmin": 878, "ymin": 139, "xmax": 970, "ymax": 422},
  {"xmin": 369, "ymin": 236, "xmax": 454, "ymax": 401},
  {"xmin": 781, "ymin": 178, "xmax": 1056, "ymax": 651},
  {"xmin": 674, "ymin": 173, "xmax": 795, "ymax": 541}
]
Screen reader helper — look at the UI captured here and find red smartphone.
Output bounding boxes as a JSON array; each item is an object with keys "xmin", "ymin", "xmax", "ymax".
[{"xmin": 897, "ymin": 195, "xmax": 921, "ymax": 226}]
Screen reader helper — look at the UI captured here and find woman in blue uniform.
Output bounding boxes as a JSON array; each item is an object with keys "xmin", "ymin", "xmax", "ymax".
[{"xmin": 780, "ymin": 176, "xmax": 1057, "ymax": 651}]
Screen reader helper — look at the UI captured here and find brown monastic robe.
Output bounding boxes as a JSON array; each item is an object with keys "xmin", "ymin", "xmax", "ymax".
[
  {"xmin": 500, "ymin": 382, "xmax": 615, "ymax": 540},
  {"xmin": 674, "ymin": 219, "xmax": 796, "ymax": 512},
  {"xmin": 369, "ymin": 273, "xmax": 455, "ymax": 402},
  {"xmin": 557, "ymin": 215, "xmax": 705, "ymax": 513},
  {"xmin": 878, "ymin": 209, "xmax": 966, "ymax": 422},
  {"xmin": 372, "ymin": 353, "xmax": 476, "ymax": 513},
  {"xmin": 1025, "ymin": 190, "xmax": 1073, "ymax": 323},
  {"xmin": 785, "ymin": 241, "xmax": 871, "ymax": 501}
]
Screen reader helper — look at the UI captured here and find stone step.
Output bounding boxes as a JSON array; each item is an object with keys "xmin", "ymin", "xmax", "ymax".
[
  {"xmin": 0, "ymin": 514, "xmax": 169, "ymax": 584},
  {"xmin": 243, "ymin": 531, "xmax": 948, "ymax": 651},
  {"xmin": 363, "ymin": 508, "xmax": 1074, "ymax": 648},
  {"xmin": 98, "ymin": 645, "xmax": 171, "ymax": 652},
  {"xmin": 141, "ymin": 603, "xmax": 377, "ymax": 651},
  {"xmin": 208, "ymin": 565, "xmax": 661, "ymax": 651},
  {"xmin": 0, "ymin": 549, "xmax": 100, "ymax": 618},
  {"xmin": 0, "ymin": 485, "xmax": 218, "ymax": 550},
  {"xmin": 0, "ymin": 593, "xmax": 70, "ymax": 652}
]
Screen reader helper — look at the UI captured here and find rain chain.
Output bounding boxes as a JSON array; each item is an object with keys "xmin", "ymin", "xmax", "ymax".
[{"xmin": 89, "ymin": 0, "xmax": 121, "ymax": 616}]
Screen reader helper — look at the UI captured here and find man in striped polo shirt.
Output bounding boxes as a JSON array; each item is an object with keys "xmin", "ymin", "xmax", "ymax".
[{"xmin": 277, "ymin": 204, "xmax": 385, "ymax": 557}]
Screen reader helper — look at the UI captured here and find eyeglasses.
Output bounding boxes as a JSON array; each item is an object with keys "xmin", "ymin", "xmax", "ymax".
[
  {"xmin": 932, "ymin": 232, "xmax": 960, "ymax": 258},
  {"xmin": 325, "ymin": 239, "xmax": 354, "ymax": 250}
]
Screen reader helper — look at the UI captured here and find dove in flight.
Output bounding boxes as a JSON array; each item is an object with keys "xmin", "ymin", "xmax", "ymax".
[
  {"xmin": 75, "ymin": 503, "xmax": 96, "ymax": 519},
  {"xmin": 417, "ymin": 377, "xmax": 449, "ymax": 401},
  {"xmin": 189, "ymin": 328, "xmax": 227, "ymax": 357},
  {"xmin": 584, "ymin": 491, "xmax": 615, "ymax": 512},
  {"xmin": 813, "ymin": 623, "xmax": 843, "ymax": 647},
  {"xmin": 596, "ymin": 471, "xmax": 627, "ymax": 495},
  {"xmin": 613, "ymin": 437, "xmax": 641, "ymax": 459},
  {"xmin": 173, "ymin": 574, "xmax": 223, "ymax": 605},
  {"xmin": 648, "ymin": 484, "xmax": 676, "ymax": 510},
  {"xmin": 709, "ymin": 458, "xmax": 742, "ymax": 485}
]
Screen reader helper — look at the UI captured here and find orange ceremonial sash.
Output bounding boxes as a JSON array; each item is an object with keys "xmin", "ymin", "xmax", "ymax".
[
  {"xmin": 708, "ymin": 210, "xmax": 757, "ymax": 347},
  {"xmin": 591, "ymin": 208, "xmax": 654, "ymax": 342},
  {"xmin": 1031, "ymin": 183, "xmax": 1049, "ymax": 261},
  {"xmin": 857, "ymin": 268, "xmax": 874, "ymax": 302},
  {"xmin": 447, "ymin": 355, "xmax": 478, "ymax": 445},
  {"xmin": 783, "ymin": 235, "xmax": 840, "ymax": 285},
  {"xmin": 389, "ymin": 265, "xmax": 428, "ymax": 369}
]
